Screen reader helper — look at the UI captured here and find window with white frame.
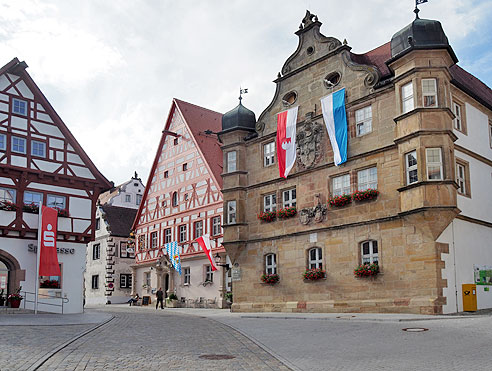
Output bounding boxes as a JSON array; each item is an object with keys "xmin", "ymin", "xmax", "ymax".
[
  {"xmin": 456, "ymin": 162, "xmax": 466, "ymax": 195},
  {"xmin": 227, "ymin": 151, "xmax": 237, "ymax": 173},
  {"xmin": 263, "ymin": 193, "xmax": 276, "ymax": 212},
  {"xmin": 125, "ymin": 194, "xmax": 131, "ymax": 202},
  {"xmin": 194, "ymin": 220, "xmax": 203, "ymax": 239},
  {"xmin": 151, "ymin": 231, "xmax": 158, "ymax": 248},
  {"xmin": 11, "ymin": 136, "xmax": 26, "ymax": 154},
  {"xmin": 489, "ymin": 121, "xmax": 492, "ymax": 149},
  {"xmin": 91, "ymin": 275, "xmax": 99, "ymax": 289},
  {"xmin": 0, "ymin": 133, "xmax": 6, "ymax": 150},
  {"xmin": 13, "ymin": 98, "xmax": 27, "ymax": 115},
  {"xmin": 0, "ymin": 187, "xmax": 15, "ymax": 202},
  {"xmin": 23, "ymin": 191, "xmax": 42, "ymax": 207},
  {"xmin": 205, "ymin": 265, "xmax": 213, "ymax": 282},
  {"xmin": 47, "ymin": 194, "xmax": 65, "ymax": 209},
  {"xmin": 453, "ymin": 102, "xmax": 463, "ymax": 131},
  {"xmin": 422, "ymin": 78, "xmax": 437, "ymax": 108},
  {"xmin": 212, "ymin": 216, "xmax": 221, "ymax": 236},
  {"xmin": 332, "ymin": 174, "xmax": 350, "ymax": 196},
  {"xmin": 92, "ymin": 244, "xmax": 100, "ymax": 260},
  {"xmin": 308, "ymin": 247, "xmax": 323, "ymax": 269},
  {"xmin": 95, "ymin": 217, "xmax": 100, "ymax": 230},
  {"xmin": 355, "ymin": 106, "xmax": 372, "ymax": 136},
  {"xmin": 31, "ymin": 140, "xmax": 46, "ymax": 157},
  {"xmin": 164, "ymin": 228, "xmax": 172, "ymax": 244},
  {"xmin": 179, "ymin": 225, "xmax": 187, "ymax": 243},
  {"xmin": 265, "ymin": 253, "xmax": 277, "ymax": 275},
  {"xmin": 264, "ymin": 141, "xmax": 275, "ymax": 167},
  {"xmin": 282, "ymin": 188, "xmax": 296, "ymax": 208},
  {"xmin": 227, "ymin": 201, "xmax": 236, "ymax": 224},
  {"xmin": 406, "ymin": 151, "xmax": 418, "ymax": 185},
  {"xmin": 357, "ymin": 167, "xmax": 378, "ymax": 191},
  {"xmin": 401, "ymin": 82, "xmax": 414, "ymax": 113},
  {"xmin": 361, "ymin": 240, "xmax": 378, "ymax": 264},
  {"xmin": 136, "ymin": 194, "xmax": 142, "ymax": 205},
  {"xmin": 145, "ymin": 272, "xmax": 151, "ymax": 287},
  {"xmin": 426, "ymin": 148, "xmax": 443, "ymax": 180},
  {"xmin": 120, "ymin": 274, "xmax": 132, "ymax": 288},
  {"xmin": 120, "ymin": 241, "xmax": 134, "ymax": 258},
  {"xmin": 183, "ymin": 267, "xmax": 191, "ymax": 285}
]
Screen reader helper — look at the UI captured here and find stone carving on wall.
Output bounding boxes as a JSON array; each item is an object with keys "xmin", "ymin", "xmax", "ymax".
[
  {"xmin": 340, "ymin": 50, "xmax": 380, "ymax": 88},
  {"xmin": 296, "ymin": 112, "xmax": 323, "ymax": 170},
  {"xmin": 299, "ymin": 194, "xmax": 327, "ymax": 225}
]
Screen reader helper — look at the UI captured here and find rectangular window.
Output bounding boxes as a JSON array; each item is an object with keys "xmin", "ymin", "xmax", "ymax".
[
  {"xmin": 282, "ymin": 189, "xmax": 296, "ymax": 208},
  {"xmin": 361, "ymin": 241, "xmax": 378, "ymax": 264},
  {"xmin": 264, "ymin": 141, "xmax": 275, "ymax": 167},
  {"xmin": 136, "ymin": 194, "xmax": 142, "ymax": 205},
  {"xmin": 401, "ymin": 82, "xmax": 414, "ymax": 113},
  {"xmin": 164, "ymin": 228, "xmax": 172, "ymax": 244},
  {"xmin": 406, "ymin": 150, "xmax": 418, "ymax": 185},
  {"xmin": 91, "ymin": 275, "xmax": 99, "ymax": 289},
  {"xmin": 455, "ymin": 160, "xmax": 471, "ymax": 197},
  {"xmin": 179, "ymin": 225, "xmax": 187, "ymax": 243},
  {"xmin": 31, "ymin": 140, "xmax": 46, "ymax": 157},
  {"xmin": 174, "ymin": 138, "xmax": 179, "ymax": 146},
  {"xmin": 39, "ymin": 264, "xmax": 62, "ymax": 289},
  {"xmin": 355, "ymin": 106, "xmax": 372, "ymax": 136},
  {"xmin": 332, "ymin": 174, "xmax": 350, "ymax": 196},
  {"xmin": 145, "ymin": 272, "xmax": 151, "ymax": 287},
  {"xmin": 0, "ymin": 133, "xmax": 6, "ymax": 150},
  {"xmin": 164, "ymin": 171, "xmax": 169, "ymax": 178},
  {"xmin": 453, "ymin": 102, "xmax": 462, "ymax": 131},
  {"xmin": 227, "ymin": 201, "xmax": 236, "ymax": 224},
  {"xmin": 151, "ymin": 231, "xmax": 158, "ymax": 248},
  {"xmin": 265, "ymin": 253, "xmax": 277, "ymax": 275},
  {"xmin": 489, "ymin": 121, "xmax": 492, "ymax": 149},
  {"xmin": 0, "ymin": 187, "xmax": 16, "ymax": 202},
  {"xmin": 120, "ymin": 241, "xmax": 128, "ymax": 258},
  {"xmin": 183, "ymin": 163, "xmax": 188, "ymax": 171},
  {"xmin": 422, "ymin": 78, "xmax": 437, "ymax": 108},
  {"xmin": 212, "ymin": 216, "xmax": 221, "ymax": 236},
  {"xmin": 11, "ymin": 136, "xmax": 26, "ymax": 154},
  {"xmin": 227, "ymin": 151, "xmax": 237, "ymax": 173},
  {"xmin": 92, "ymin": 244, "xmax": 100, "ymax": 260},
  {"xmin": 263, "ymin": 193, "xmax": 277, "ymax": 212},
  {"xmin": 194, "ymin": 220, "xmax": 203, "ymax": 239},
  {"xmin": 183, "ymin": 267, "xmax": 191, "ymax": 285},
  {"xmin": 47, "ymin": 194, "xmax": 66, "ymax": 210},
  {"xmin": 125, "ymin": 194, "xmax": 131, "ymax": 202},
  {"xmin": 426, "ymin": 148, "xmax": 443, "ymax": 181},
  {"xmin": 308, "ymin": 247, "xmax": 322, "ymax": 269},
  {"xmin": 205, "ymin": 265, "xmax": 213, "ymax": 282},
  {"xmin": 120, "ymin": 274, "xmax": 132, "ymax": 288},
  {"xmin": 23, "ymin": 191, "xmax": 43, "ymax": 207},
  {"xmin": 357, "ymin": 167, "xmax": 378, "ymax": 191},
  {"xmin": 13, "ymin": 98, "xmax": 27, "ymax": 115},
  {"xmin": 95, "ymin": 217, "xmax": 100, "ymax": 230}
]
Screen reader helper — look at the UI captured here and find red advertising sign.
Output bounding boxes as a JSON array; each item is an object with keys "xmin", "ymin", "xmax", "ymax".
[{"xmin": 38, "ymin": 206, "xmax": 61, "ymax": 276}]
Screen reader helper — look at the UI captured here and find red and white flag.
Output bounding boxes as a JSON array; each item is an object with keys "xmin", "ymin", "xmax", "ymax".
[
  {"xmin": 196, "ymin": 234, "xmax": 217, "ymax": 271},
  {"xmin": 38, "ymin": 206, "xmax": 61, "ymax": 276},
  {"xmin": 276, "ymin": 106, "xmax": 298, "ymax": 178}
]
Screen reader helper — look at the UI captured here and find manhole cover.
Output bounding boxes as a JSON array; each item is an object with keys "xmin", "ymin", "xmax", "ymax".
[
  {"xmin": 199, "ymin": 354, "xmax": 236, "ymax": 360},
  {"xmin": 336, "ymin": 315, "xmax": 356, "ymax": 319},
  {"xmin": 402, "ymin": 328, "xmax": 429, "ymax": 332}
]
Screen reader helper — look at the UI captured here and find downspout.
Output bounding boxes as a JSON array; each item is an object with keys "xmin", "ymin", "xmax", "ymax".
[{"xmin": 451, "ymin": 221, "xmax": 458, "ymax": 313}]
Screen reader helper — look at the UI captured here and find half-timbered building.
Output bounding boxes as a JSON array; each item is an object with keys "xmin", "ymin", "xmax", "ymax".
[
  {"xmin": 132, "ymin": 99, "xmax": 229, "ymax": 308},
  {"xmin": 0, "ymin": 58, "xmax": 111, "ymax": 313}
]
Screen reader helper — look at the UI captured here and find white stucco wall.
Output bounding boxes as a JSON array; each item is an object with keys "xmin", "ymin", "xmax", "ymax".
[
  {"xmin": 107, "ymin": 178, "xmax": 145, "ymax": 209},
  {"xmin": 454, "ymin": 103, "xmax": 492, "ymax": 160}
]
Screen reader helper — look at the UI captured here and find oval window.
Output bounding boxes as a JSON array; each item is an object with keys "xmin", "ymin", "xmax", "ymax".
[
  {"xmin": 282, "ymin": 91, "xmax": 298, "ymax": 106},
  {"xmin": 324, "ymin": 72, "xmax": 341, "ymax": 89},
  {"xmin": 307, "ymin": 46, "xmax": 315, "ymax": 55}
]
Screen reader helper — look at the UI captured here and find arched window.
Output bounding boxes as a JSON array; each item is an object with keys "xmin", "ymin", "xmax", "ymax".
[
  {"xmin": 308, "ymin": 247, "xmax": 322, "ymax": 269},
  {"xmin": 172, "ymin": 192, "xmax": 178, "ymax": 207},
  {"xmin": 265, "ymin": 253, "xmax": 277, "ymax": 275},
  {"xmin": 361, "ymin": 240, "xmax": 378, "ymax": 264}
]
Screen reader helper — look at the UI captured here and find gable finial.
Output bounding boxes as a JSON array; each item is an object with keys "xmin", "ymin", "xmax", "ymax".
[{"xmin": 301, "ymin": 10, "xmax": 317, "ymax": 28}]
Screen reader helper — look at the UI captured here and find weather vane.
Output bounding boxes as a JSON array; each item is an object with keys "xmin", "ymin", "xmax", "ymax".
[
  {"xmin": 239, "ymin": 87, "xmax": 248, "ymax": 102},
  {"xmin": 414, "ymin": 0, "xmax": 428, "ymax": 19}
]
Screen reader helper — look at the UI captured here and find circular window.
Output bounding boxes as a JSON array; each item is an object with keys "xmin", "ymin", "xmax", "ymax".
[
  {"xmin": 307, "ymin": 46, "xmax": 315, "ymax": 55},
  {"xmin": 324, "ymin": 72, "xmax": 341, "ymax": 89},
  {"xmin": 282, "ymin": 91, "xmax": 298, "ymax": 106}
]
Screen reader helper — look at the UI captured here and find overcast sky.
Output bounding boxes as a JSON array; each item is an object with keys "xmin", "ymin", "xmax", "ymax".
[{"xmin": 1, "ymin": 0, "xmax": 491, "ymax": 186}]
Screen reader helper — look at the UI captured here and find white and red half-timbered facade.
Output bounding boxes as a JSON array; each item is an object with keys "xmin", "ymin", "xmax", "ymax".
[
  {"xmin": 132, "ymin": 99, "xmax": 230, "ymax": 308},
  {"xmin": 0, "ymin": 58, "xmax": 112, "ymax": 313}
]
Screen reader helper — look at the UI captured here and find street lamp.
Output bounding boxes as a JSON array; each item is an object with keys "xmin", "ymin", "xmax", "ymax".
[{"xmin": 214, "ymin": 253, "xmax": 230, "ymax": 270}]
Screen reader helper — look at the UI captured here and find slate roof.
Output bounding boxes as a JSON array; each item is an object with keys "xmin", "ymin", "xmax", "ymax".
[{"xmin": 101, "ymin": 204, "xmax": 138, "ymax": 237}]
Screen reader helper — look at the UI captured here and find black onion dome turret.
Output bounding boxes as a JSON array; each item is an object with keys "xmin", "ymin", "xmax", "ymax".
[
  {"xmin": 221, "ymin": 99, "xmax": 256, "ymax": 134},
  {"xmin": 390, "ymin": 17, "xmax": 458, "ymax": 63}
]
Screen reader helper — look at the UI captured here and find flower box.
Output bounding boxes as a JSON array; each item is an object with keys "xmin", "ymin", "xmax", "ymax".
[
  {"xmin": 257, "ymin": 211, "xmax": 276, "ymax": 222},
  {"xmin": 354, "ymin": 263, "xmax": 379, "ymax": 278},
  {"xmin": 0, "ymin": 200, "xmax": 17, "ymax": 211},
  {"xmin": 303, "ymin": 268, "xmax": 326, "ymax": 281},
  {"xmin": 40, "ymin": 279, "xmax": 61, "ymax": 289},
  {"xmin": 57, "ymin": 208, "xmax": 70, "ymax": 218},
  {"xmin": 277, "ymin": 207, "xmax": 297, "ymax": 219},
  {"xmin": 22, "ymin": 203, "xmax": 39, "ymax": 214},
  {"xmin": 329, "ymin": 194, "xmax": 352, "ymax": 208},
  {"xmin": 352, "ymin": 189, "xmax": 379, "ymax": 202},
  {"xmin": 261, "ymin": 273, "xmax": 279, "ymax": 284}
]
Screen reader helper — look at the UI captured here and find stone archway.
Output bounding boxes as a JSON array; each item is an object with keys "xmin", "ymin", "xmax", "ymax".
[{"xmin": 0, "ymin": 249, "xmax": 25, "ymax": 295}]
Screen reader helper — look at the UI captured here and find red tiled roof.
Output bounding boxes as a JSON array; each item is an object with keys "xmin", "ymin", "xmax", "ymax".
[
  {"xmin": 174, "ymin": 99, "xmax": 223, "ymax": 187},
  {"xmin": 350, "ymin": 42, "xmax": 392, "ymax": 79}
]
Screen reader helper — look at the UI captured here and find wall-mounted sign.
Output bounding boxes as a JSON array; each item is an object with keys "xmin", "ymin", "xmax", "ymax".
[
  {"xmin": 474, "ymin": 265, "xmax": 492, "ymax": 286},
  {"xmin": 231, "ymin": 268, "xmax": 241, "ymax": 281},
  {"xmin": 28, "ymin": 244, "xmax": 75, "ymax": 255}
]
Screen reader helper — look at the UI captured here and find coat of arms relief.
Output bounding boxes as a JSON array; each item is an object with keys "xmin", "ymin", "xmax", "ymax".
[{"xmin": 296, "ymin": 112, "xmax": 323, "ymax": 170}]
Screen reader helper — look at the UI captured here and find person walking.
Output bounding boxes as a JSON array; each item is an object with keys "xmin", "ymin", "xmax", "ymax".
[{"xmin": 156, "ymin": 287, "xmax": 164, "ymax": 309}]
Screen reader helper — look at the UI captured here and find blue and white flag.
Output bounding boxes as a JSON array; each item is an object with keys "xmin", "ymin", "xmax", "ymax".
[
  {"xmin": 165, "ymin": 241, "xmax": 181, "ymax": 275},
  {"xmin": 320, "ymin": 88, "xmax": 348, "ymax": 166}
]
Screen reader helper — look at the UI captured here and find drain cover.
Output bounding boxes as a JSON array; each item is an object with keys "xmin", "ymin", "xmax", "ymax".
[
  {"xmin": 402, "ymin": 328, "xmax": 429, "ymax": 332},
  {"xmin": 336, "ymin": 315, "xmax": 356, "ymax": 319},
  {"xmin": 199, "ymin": 354, "xmax": 236, "ymax": 360}
]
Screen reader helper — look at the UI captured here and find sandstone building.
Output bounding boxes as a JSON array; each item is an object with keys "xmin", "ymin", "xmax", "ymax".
[{"xmin": 220, "ymin": 11, "xmax": 492, "ymax": 314}]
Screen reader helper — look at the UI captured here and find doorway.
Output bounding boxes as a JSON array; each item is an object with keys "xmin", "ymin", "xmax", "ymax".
[
  {"xmin": 0, "ymin": 260, "xmax": 8, "ymax": 306},
  {"xmin": 164, "ymin": 274, "xmax": 169, "ymax": 298}
]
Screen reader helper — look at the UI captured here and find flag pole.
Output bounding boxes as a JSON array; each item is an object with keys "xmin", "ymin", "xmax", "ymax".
[{"xmin": 34, "ymin": 201, "xmax": 42, "ymax": 314}]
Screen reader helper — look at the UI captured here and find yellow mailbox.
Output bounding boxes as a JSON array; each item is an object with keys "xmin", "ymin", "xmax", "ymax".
[{"xmin": 462, "ymin": 284, "xmax": 477, "ymax": 312}]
